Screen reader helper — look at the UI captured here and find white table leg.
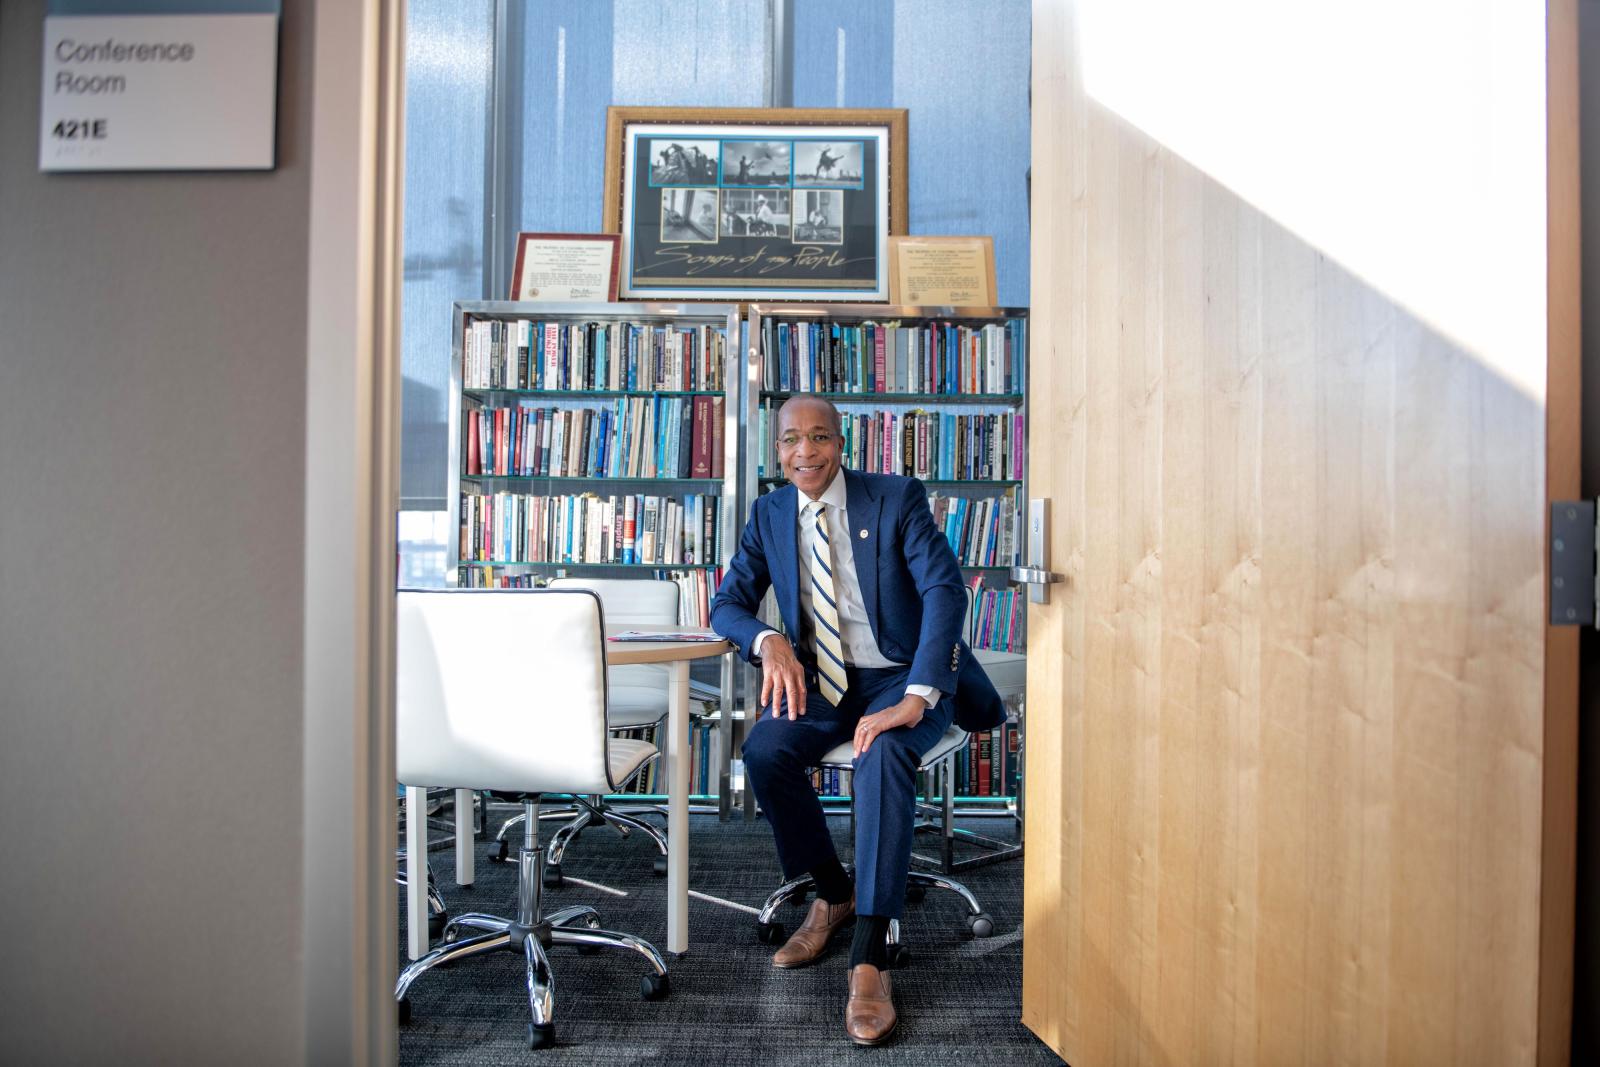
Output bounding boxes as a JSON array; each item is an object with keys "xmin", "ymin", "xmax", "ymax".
[
  {"xmin": 406, "ymin": 785, "xmax": 427, "ymax": 960},
  {"xmin": 667, "ymin": 659, "xmax": 690, "ymax": 954},
  {"xmin": 454, "ymin": 787, "xmax": 474, "ymax": 887}
]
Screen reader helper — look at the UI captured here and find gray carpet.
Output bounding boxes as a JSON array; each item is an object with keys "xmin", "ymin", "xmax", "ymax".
[{"xmin": 398, "ymin": 806, "xmax": 1064, "ymax": 1065}]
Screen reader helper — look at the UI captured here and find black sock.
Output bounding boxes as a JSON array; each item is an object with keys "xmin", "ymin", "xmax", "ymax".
[
  {"xmin": 811, "ymin": 856, "xmax": 852, "ymax": 905},
  {"xmin": 849, "ymin": 915, "xmax": 891, "ymax": 969}
]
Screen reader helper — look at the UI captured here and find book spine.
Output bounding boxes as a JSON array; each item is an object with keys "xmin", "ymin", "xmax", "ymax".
[
  {"xmin": 873, "ymin": 325, "xmax": 886, "ymax": 393},
  {"xmin": 710, "ymin": 395, "xmax": 725, "ymax": 479},
  {"xmin": 623, "ymin": 496, "xmax": 637, "ymax": 564}
]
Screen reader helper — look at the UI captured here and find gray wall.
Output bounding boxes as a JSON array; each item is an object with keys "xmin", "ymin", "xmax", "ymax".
[{"xmin": 0, "ymin": 1, "xmax": 311, "ymax": 1060}]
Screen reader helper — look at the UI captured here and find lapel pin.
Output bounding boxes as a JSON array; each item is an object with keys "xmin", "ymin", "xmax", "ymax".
[{"xmin": 859, "ymin": 529, "xmax": 868, "ymax": 539}]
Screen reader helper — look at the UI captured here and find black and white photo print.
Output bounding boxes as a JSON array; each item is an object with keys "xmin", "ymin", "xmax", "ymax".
[
  {"xmin": 659, "ymin": 188, "xmax": 720, "ymax": 243},
  {"xmin": 794, "ymin": 140, "xmax": 864, "ymax": 188},
  {"xmin": 719, "ymin": 140, "xmax": 792, "ymax": 186},
  {"xmin": 793, "ymin": 189, "xmax": 844, "ymax": 244}
]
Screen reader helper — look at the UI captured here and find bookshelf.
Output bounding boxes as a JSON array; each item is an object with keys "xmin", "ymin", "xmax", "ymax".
[
  {"xmin": 448, "ymin": 300, "xmax": 743, "ymax": 812},
  {"xmin": 448, "ymin": 301, "xmax": 741, "ymax": 619},
  {"xmin": 738, "ymin": 303, "xmax": 1030, "ymax": 813}
]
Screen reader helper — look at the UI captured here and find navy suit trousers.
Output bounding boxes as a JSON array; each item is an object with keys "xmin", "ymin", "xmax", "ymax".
[{"xmin": 741, "ymin": 662, "xmax": 955, "ymax": 919}]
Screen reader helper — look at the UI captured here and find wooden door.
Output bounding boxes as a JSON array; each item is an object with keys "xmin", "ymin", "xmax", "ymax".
[{"xmin": 1022, "ymin": 1, "xmax": 1580, "ymax": 1063}]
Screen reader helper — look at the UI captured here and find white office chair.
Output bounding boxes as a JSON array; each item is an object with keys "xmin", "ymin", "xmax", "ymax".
[
  {"xmin": 489, "ymin": 577, "xmax": 679, "ymax": 886},
  {"xmin": 754, "ymin": 724, "xmax": 995, "ymax": 969},
  {"xmin": 396, "ymin": 588, "xmax": 669, "ymax": 1050}
]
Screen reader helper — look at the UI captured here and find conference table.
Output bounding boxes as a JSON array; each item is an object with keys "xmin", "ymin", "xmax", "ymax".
[{"xmin": 404, "ymin": 624, "xmax": 733, "ymax": 960}]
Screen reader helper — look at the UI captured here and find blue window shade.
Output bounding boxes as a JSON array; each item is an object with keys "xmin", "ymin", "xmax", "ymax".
[
  {"xmin": 792, "ymin": 0, "xmax": 1030, "ymax": 306},
  {"xmin": 521, "ymin": 0, "xmax": 769, "ymax": 237},
  {"xmin": 400, "ymin": 0, "xmax": 492, "ymax": 510}
]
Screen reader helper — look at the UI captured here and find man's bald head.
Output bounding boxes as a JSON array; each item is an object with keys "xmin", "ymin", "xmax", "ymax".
[{"xmin": 776, "ymin": 394, "xmax": 842, "ymax": 434}]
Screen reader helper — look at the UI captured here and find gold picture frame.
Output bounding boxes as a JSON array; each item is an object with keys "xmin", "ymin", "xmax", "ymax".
[
  {"xmin": 509, "ymin": 232, "xmax": 621, "ymax": 302},
  {"xmin": 886, "ymin": 235, "xmax": 997, "ymax": 307},
  {"xmin": 602, "ymin": 106, "xmax": 908, "ymax": 301}
]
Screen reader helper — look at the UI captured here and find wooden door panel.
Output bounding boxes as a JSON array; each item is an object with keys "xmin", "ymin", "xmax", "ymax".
[{"xmin": 1023, "ymin": 2, "xmax": 1577, "ymax": 1063}]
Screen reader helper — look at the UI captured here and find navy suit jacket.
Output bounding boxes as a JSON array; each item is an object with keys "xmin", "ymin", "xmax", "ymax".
[{"xmin": 710, "ymin": 469, "xmax": 1005, "ymax": 733}]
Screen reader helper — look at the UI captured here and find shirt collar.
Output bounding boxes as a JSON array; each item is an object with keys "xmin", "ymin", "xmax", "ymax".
[
  {"xmin": 800, "ymin": 473, "xmax": 851, "ymax": 515},
  {"xmin": 808, "ymin": 470, "xmax": 847, "ymax": 513}
]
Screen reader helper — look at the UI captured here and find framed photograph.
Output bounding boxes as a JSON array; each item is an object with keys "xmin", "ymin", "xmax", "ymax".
[
  {"xmin": 603, "ymin": 107, "xmax": 907, "ymax": 302},
  {"xmin": 886, "ymin": 235, "xmax": 997, "ymax": 307},
  {"xmin": 509, "ymin": 232, "xmax": 621, "ymax": 302}
]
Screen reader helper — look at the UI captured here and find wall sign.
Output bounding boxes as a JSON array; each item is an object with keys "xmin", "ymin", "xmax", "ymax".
[{"xmin": 40, "ymin": 2, "xmax": 279, "ymax": 172}]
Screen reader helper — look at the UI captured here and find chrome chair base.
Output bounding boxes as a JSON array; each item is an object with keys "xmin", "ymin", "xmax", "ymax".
[
  {"xmin": 397, "ymin": 799, "xmax": 669, "ymax": 1048},
  {"xmin": 908, "ymin": 750, "xmax": 1024, "ymax": 874},
  {"xmin": 908, "ymin": 812, "xmax": 1024, "ymax": 873},
  {"xmin": 491, "ymin": 795, "xmax": 669, "ymax": 884},
  {"xmin": 753, "ymin": 863, "xmax": 994, "ymax": 965}
]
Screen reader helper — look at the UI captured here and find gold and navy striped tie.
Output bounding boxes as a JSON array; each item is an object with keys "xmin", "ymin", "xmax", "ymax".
[{"xmin": 806, "ymin": 500, "xmax": 849, "ymax": 705}]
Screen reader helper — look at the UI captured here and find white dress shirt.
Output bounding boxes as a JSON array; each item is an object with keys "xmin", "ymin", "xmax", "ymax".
[{"xmin": 754, "ymin": 471, "xmax": 942, "ymax": 710}]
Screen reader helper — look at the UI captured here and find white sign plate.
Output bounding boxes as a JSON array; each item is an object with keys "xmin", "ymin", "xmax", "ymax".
[{"xmin": 40, "ymin": 13, "xmax": 278, "ymax": 171}]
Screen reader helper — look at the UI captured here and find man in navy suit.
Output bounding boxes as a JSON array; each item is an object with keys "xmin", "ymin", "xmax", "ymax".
[{"xmin": 711, "ymin": 396, "xmax": 1004, "ymax": 1045}]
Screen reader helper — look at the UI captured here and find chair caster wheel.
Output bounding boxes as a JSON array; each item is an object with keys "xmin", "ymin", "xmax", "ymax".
[
  {"xmin": 905, "ymin": 885, "xmax": 927, "ymax": 904},
  {"xmin": 756, "ymin": 920, "xmax": 786, "ymax": 944},
  {"xmin": 968, "ymin": 912, "xmax": 994, "ymax": 938},
  {"xmin": 427, "ymin": 912, "xmax": 448, "ymax": 940},
  {"xmin": 490, "ymin": 839, "xmax": 509, "ymax": 863},
  {"xmin": 397, "ymin": 997, "xmax": 411, "ymax": 1026},
  {"xmin": 543, "ymin": 864, "xmax": 563, "ymax": 888},
  {"xmin": 641, "ymin": 972, "xmax": 670, "ymax": 1001},
  {"xmin": 652, "ymin": 854, "xmax": 668, "ymax": 877},
  {"xmin": 527, "ymin": 1022, "xmax": 555, "ymax": 1049},
  {"xmin": 886, "ymin": 943, "xmax": 912, "ymax": 969}
]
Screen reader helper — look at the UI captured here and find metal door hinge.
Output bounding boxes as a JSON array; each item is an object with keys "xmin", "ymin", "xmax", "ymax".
[{"xmin": 1550, "ymin": 501, "xmax": 1597, "ymax": 626}]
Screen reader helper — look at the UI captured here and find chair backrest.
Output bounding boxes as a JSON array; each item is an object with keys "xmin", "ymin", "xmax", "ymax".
[
  {"xmin": 396, "ymin": 588, "xmax": 617, "ymax": 795},
  {"xmin": 550, "ymin": 577, "xmax": 677, "ymax": 710},
  {"xmin": 550, "ymin": 576, "xmax": 678, "ymax": 625}
]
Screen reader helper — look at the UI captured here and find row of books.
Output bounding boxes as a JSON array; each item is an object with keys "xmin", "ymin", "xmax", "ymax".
[
  {"xmin": 464, "ymin": 395, "xmax": 726, "ymax": 480},
  {"xmin": 458, "ymin": 492, "xmax": 723, "ymax": 569},
  {"xmin": 612, "ymin": 718, "xmax": 723, "ymax": 797},
  {"xmin": 757, "ymin": 404, "xmax": 1024, "ymax": 482},
  {"xmin": 966, "ymin": 579, "xmax": 1024, "ymax": 653},
  {"xmin": 808, "ymin": 721, "xmax": 1021, "ymax": 798},
  {"xmin": 463, "ymin": 318, "xmax": 728, "ymax": 393},
  {"xmin": 455, "ymin": 565, "xmax": 724, "ymax": 619},
  {"xmin": 664, "ymin": 567, "xmax": 721, "ymax": 627},
  {"xmin": 930, "ymin": 492, "xmax": 1019, "ymax": 569},
  {"xmin": 759, "ymin": 318, "xmax": 1025, "ymax": 396}
]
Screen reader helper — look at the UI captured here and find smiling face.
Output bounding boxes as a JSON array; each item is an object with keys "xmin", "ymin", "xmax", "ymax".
[{"xmin": 776, "ymin": 396, "xmax": 843, "ymax": 500}]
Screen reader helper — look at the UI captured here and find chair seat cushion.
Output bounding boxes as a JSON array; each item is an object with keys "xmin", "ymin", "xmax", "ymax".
[
  {"xmin": 608, "ymin": 738, "xmax": 658, "ymax": 787},
  {"xmin": 607, "ymin": 683, "xmax": 669, "ymax": 730},
  {"xmin": 609, "ymin": 705, "xmax": 669, "ymax": 730},
  {"xmin": 819, "ymin": 724, "xmax": 968, "ymax": 770},
  {"xmin": 973, "ymin": 648, "xmax": 1025, "ymax": 699}
]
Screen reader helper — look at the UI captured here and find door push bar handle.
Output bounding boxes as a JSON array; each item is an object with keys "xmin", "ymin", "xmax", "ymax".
[
  {"xmin": 1010, "ymin": 566, "xmax": 1064, "ymax": 586},
  {"xmin": 1016, "ymin": 499, "xmax": 1066, "ymax": 604}
]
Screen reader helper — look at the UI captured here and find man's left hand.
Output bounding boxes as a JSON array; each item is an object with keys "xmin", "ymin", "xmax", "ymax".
[{"xmin": 853, "ymin": 695, "xmax": 930, "ymax": 758}]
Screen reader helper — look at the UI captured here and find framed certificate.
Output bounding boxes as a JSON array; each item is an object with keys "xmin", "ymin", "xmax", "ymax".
[
  {"xmin": 509, "ymin": 233, "xmax": 622, "ymax": 302},
  {"xmin": 887, "ymin": 235, "xmax": 997, "ymax": 307},
  {"xmin": 603, "ymin": 107, "xmax": 907, "ymax": 302}
]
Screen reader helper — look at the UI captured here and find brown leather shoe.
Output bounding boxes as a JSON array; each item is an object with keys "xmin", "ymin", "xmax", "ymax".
[
  {"xmin": 771, "ymin": 894, "xmax": 855, "ymax": 968},
  {"xmin": 845, "ymin": 963, "xmax": 896, "ymax": 1045}
]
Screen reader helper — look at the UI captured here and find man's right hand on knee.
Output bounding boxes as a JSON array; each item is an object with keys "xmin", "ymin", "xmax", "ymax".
[{"xmin": 756, "ymin": 633, "xmax": 808, "ymax": 720}]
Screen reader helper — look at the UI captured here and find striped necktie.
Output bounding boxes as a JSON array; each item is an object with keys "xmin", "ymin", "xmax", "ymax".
[{"xmin": 806, "ymin": 499, "xmax": 849, "ymax": 705}]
